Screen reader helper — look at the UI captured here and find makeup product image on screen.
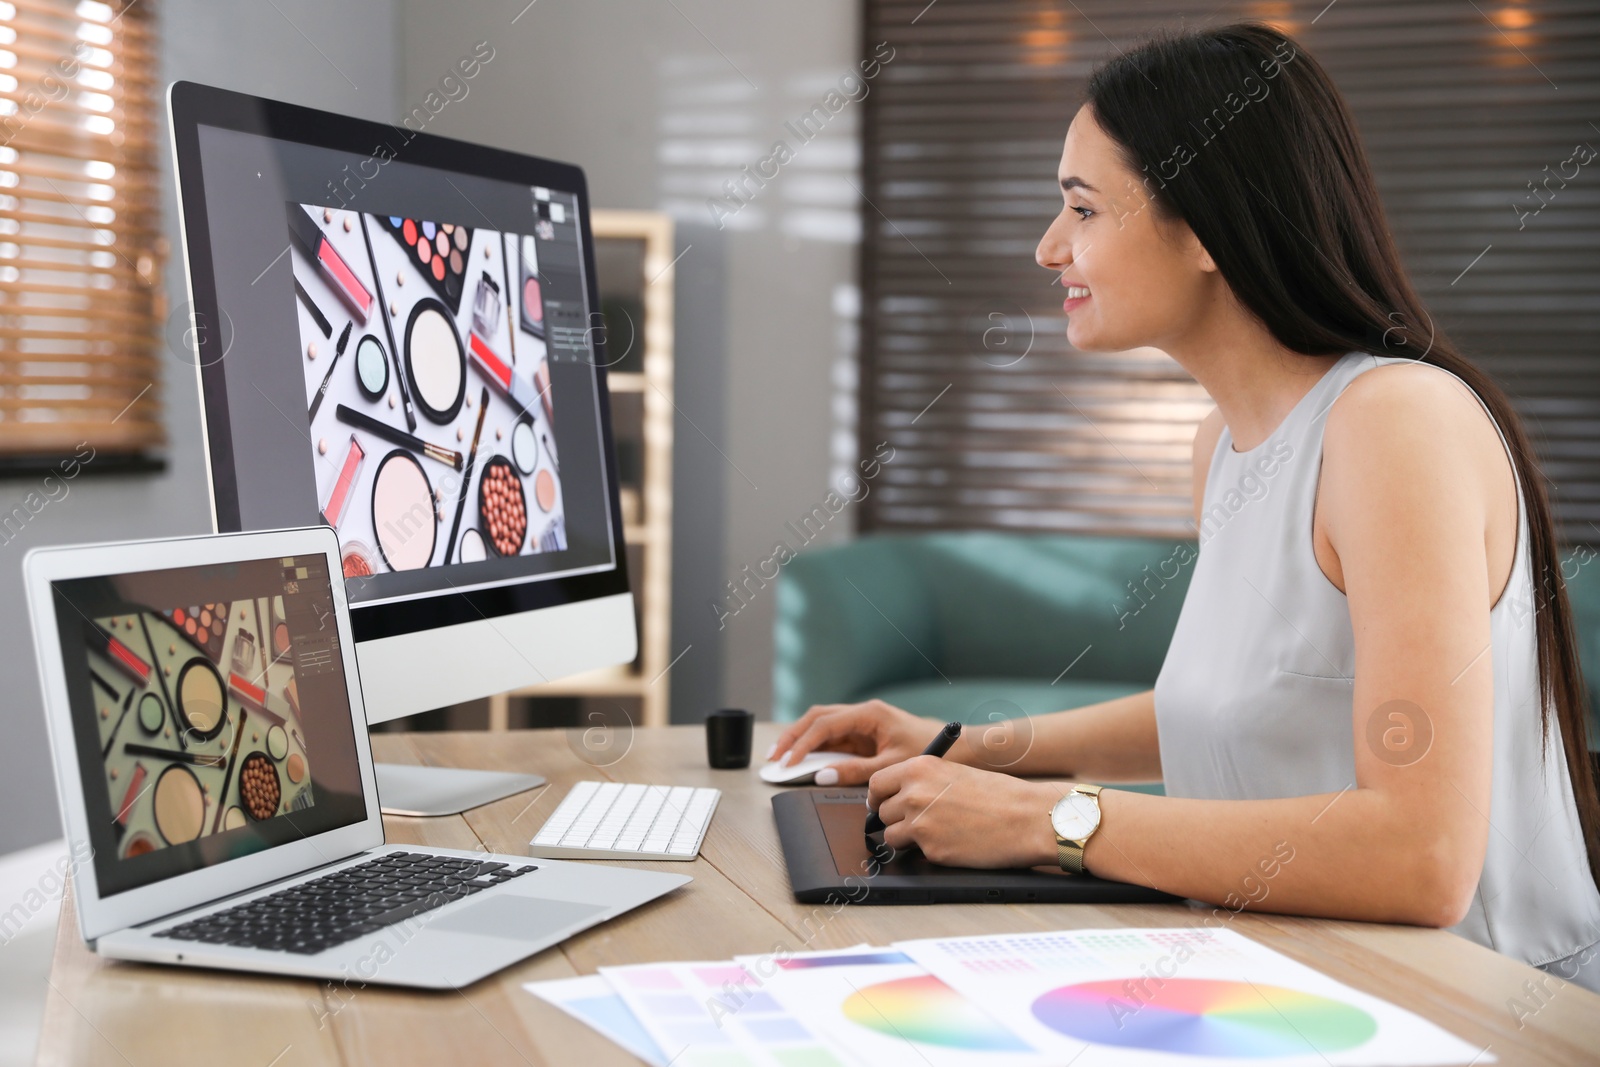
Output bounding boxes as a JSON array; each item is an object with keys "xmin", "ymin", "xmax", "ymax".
[
  {"xmin": 319, "ymin": 434, "xmax": 365, "ymax": 528},
  {"xmin": 356, "ymin": 211, "xmax": 418, "ymax": 432},
  {"xmin": 123, "ymin": 743, "xmax": 225, "ymax": 769},
  {"xmin": 137, "ymin": 693, "xmax": 164, "ymax": 735},
  {"xmin": 479, "ymin": 456, "xmax": 528, "ymax": 556},
  {"xmin": 385, "ymin": 216, "xmax": 472, "ymax": 309},
  {"xmin": 534, "ymin": 358, "xmax": 554, "ymax": 425},
  {"xmin": 307, "ymin": 320, "xmax": 353, "ymax": 422},
  {"xmin": 404, "ymin": 298, "xmax": 466, "ymax": 424},
  {"xmin": 534, "ymin": 468, "xmax": 556, "ymax": 513},
  {"xmin": 341, "ymin": 539, "xmax": 375, "ymax": 579},
  {"xmin": 294, "ymin": 277, "xmax": 333, "ymax": 338},
  {"xmin": 468, "ymin": 329, "xmax": 540, "ymax": 417},
  {"xmin": 153, "ymin": 763, "xmax": 205, "ymax": 845},
  {"xmin": 287, "ymin": 206, "xmax": 372, "ymax": 321},
  {"xmin": 115, "ymin": 762, "xmax": 146, "ymax": 824},
  {"xmin": 335, "ymin": 404, "xmax": 462, "ymax": 470},
  {"xmin": 174, "ymin": 658, "xmax": 226, "ymax": 742},
  {"xmin": 446, "ymin": 386, "xmax": 490, "ymax": 567},
  {"xmin": 471, "ymin": 271, "xmax": 502, "ymax": 340},
  {"xmin": 458, "ymin": 528, "xmax": 486, "ymax": 563},
  {"xmin": 519, "ymin": 234, "xmax": 545, "ymax": 339},
  {"xmin": 511, "ymin": 419, "xmax": 538, "ymax": 476},
  {"xmin": 91, "ymin": 622, "xmax": 150, "ymax": 686},
  {"xmin": 372, "ymin": 449, "xmax": 438, "ymax": 571},
  {"xmin": 240, "ymin": 751, "xmax": 281, "ymax": 820},
  {"xmin": 354, "ymin": 333, "xmax": 388, "ymax": 400}
]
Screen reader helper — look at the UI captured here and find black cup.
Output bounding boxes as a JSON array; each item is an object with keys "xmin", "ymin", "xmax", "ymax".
[{"xmin": 705, "ymin": 708, "xmax": 754, "ymax": 769}]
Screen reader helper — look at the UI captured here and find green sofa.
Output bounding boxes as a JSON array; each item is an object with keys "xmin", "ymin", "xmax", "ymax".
[{"xmin": 772, "ymin": 532, "xmax": 1600, "ymax": 777}]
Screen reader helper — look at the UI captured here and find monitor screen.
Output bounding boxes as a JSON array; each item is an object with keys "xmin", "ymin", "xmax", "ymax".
[
  {"xmin": 171, "ymin": 84, "xmax": 629, "ymax": 649},
  {"xmin": 49, "ymin": 552, "xmax": 367, "ymax": 897}
]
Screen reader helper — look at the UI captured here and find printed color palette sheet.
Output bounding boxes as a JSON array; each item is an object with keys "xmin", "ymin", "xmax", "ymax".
[{"xmin": 525, "ymin": 928, "xmax": 1490, "ymax": 1066}]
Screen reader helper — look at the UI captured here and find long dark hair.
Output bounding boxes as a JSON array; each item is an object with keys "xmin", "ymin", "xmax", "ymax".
[{"xmin": 1086, "ymin": 22, "xmax": 1600, "ymax": 891}]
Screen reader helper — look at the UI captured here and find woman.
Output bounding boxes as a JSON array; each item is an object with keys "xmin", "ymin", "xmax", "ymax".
[{"xmin": 771, "ymin": 22, "xmax": 1600, "ymax": 991}]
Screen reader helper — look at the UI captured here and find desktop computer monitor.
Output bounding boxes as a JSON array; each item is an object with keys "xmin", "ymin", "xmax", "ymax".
[{"xmin": 167, "ymin": 82, "xmax": 634, "ymax": 814}]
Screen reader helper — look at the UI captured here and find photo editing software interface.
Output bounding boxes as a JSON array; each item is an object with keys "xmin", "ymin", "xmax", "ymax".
[
  {"xmin": 190, "ymin": 125, "xmax": 618, "ymax": 609},
  {"xmin": 50, "ymin": 552, "xmax": 366, "ymax": 897}
]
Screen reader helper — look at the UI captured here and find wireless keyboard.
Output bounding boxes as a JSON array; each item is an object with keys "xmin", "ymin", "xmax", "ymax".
[{"xmin": 529, "ymin": 781, "xmax": 720, "ymax": 861}]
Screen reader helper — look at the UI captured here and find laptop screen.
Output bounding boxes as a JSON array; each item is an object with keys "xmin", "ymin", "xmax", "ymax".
[{"xmin": 49, "ymin": 550, "xmax": 367, "ymax": 897}]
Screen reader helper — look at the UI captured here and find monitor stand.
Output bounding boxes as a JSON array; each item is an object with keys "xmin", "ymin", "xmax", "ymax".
[{"xmin": 374, "ymin": 762, "xmax": 546, "ymax": 817}]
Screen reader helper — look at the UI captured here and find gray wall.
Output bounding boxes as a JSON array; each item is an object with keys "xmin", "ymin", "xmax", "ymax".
[
  {"xmin": 0, "ymin": 1, "xmax": 402, "ymax": 855},
  {"xmin": 399, "ymin": 0, "xmax": 861, "ymax": 724}
]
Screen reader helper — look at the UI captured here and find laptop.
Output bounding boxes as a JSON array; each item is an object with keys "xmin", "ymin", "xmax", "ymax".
[{"xmin": 23, "ymin": 525, "xmax": 689, "ymax": 988}]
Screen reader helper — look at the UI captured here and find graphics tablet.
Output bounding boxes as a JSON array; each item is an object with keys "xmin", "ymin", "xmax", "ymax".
[{"xmin": 772, "ymin": 789, "xmax": 1182, "ymax": 905}]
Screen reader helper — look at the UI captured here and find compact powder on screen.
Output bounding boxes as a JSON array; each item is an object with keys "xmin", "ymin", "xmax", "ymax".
[
  {"xmin": 459, "ymin": 527, "xmax": 487, "ymax": 563},
  {"xmin": 534, "ymin": 468, "xmax": 557, "ymax": 512},
  {"xmin": 404, "ymin": 301, "xmax": 465, "ymax": 423},
  {"xmin": 286, "ymin": 751, "xmax": 306, "ymax": 785},
  {"xmin": 153, "ymin": 764, "xmax": 205, "ymax": 845},
  {"xmin": 511, "ymin": 420, "xmax": 538, "ymax": 475},
  {"xmin": 176, "ymin": 659, "xmax": 226, "ymax": 738},
  {"xmin": 273, "ymin": 622, "xmax": 290, "ymax": 657},
  {"xmin": 137, "ymin": 692, "xmax": 164, "ymax": 734},
  {"xmin": 355, "ymin": 334, "xmax": 388, "ymax": 399},
  {"xmin": 267, "ymin": 724, "xmax": 288, "ymax": 761},
  {"xmin": 223, "ymin": 807, "xmax": 246, "ymax": 831},
  {"xmin": 372, "ymin": 450, "xmax": 436, "ymax": 571}
]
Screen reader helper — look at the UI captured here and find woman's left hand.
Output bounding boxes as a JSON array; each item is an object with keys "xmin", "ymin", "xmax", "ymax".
[{"xmin": 867, "ymin": 757, "xmax": 1067, "ymax": 869}]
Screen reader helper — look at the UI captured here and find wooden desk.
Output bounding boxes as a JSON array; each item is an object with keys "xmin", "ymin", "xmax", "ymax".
[{"xmin": 37, "ymin": 725, "xmax": 1600, "ymax": 1066}]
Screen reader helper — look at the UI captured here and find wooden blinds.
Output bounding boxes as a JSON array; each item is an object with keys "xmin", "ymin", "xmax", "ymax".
[
  {"xmin": 858, "ymin": 0, "xmax": 1600, "ymax": 541},
  {"xmin": 0, "ymin": 0, "xmax": 162, "ymax": 464}
]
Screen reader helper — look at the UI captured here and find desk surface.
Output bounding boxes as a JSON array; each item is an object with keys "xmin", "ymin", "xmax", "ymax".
[{"xmin": 38, "ymin": 725, "xmax": 1600, "ymax": 1066}]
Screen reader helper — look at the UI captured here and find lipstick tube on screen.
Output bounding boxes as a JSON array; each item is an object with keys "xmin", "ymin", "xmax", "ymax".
[
  {"xmin": 91, "ymin": 622, "xmax": 151, "ymax": 686},
  {"xmin": 288, "ymin": 208, "xmax": 372, "ymax": 321},
  {"xmin": 468, "ymin": 331, "xmax": 539, "ymax": 416},
  {"xmin": 320, "ymin": 434, "xmax": 364, "ymax": 528}
]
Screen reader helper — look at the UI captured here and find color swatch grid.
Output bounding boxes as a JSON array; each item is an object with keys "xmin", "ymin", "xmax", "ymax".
[{"xmin": 526, "ymin": 928, "xmax": 1493, "ymax": 1067}]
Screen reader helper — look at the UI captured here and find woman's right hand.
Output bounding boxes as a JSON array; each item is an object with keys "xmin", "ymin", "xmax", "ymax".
[{"xmin": 767, "ymin": 700, "xmax": 944, "ymax": 786}]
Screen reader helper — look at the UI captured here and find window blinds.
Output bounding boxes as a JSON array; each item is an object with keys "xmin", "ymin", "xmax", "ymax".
[{"xmin": 0, "ymin": 0, "xmax": 162, "ymax": 466}]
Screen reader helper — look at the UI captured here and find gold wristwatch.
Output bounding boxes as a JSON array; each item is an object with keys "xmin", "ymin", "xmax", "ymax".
[{"xmin": 1050, "ymin": 784, "xmax": 1103, "ymax": 875}]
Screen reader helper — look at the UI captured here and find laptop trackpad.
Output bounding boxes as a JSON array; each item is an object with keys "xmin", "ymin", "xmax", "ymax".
[{"xmin": 429, "ymin": 895, "xmax": 607, "ymax": 943}]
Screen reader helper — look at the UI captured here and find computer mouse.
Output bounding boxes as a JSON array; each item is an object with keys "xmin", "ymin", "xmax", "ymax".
[{"xmin": 758, "ymin": 750, "xmax": 854, "ymax": 785}]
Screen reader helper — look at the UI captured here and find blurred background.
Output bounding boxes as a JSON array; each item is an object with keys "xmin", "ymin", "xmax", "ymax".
[{"xmin": 0, "ymin": 1, "xmax": 1596, "ymax": 1058}]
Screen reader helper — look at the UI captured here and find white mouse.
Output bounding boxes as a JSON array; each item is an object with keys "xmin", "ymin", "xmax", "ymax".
[{"xmin": 758, "ymin": 750, "xmax": 854, "ymax": 785}]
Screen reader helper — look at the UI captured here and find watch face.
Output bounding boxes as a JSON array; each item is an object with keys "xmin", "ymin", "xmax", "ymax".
[{"xmin": 1052, "ymin": 792, "xmax": 1100, "ymax": 840}]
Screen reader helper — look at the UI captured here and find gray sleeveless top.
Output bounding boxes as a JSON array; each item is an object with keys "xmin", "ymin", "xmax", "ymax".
[{"xmin": 1154, "ymin": 350, "xmax": 1600, "ymax": 970}]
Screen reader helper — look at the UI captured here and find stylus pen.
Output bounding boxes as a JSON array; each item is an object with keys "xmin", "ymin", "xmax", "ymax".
[
  {"xmin": 357, "ymin": 211, "xmax": 418, "ymax": 432},
  {"xmin": 307, "ymin": 320, "xmax": 353, "ymax": 423},
  {"xmin": 864, "ymin": 721, "xmax": 962, "ymax": 837}
]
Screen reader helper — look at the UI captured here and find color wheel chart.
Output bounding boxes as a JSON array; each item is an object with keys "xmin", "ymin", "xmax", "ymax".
[
  {"xmin": 1032, "ymin": 977, "xmax": 1376, "ymax": 1057},
  {"xmin": 896, "ymin": 928, "xmax": 1494, "ymax": 1066},
  {"xmin": 734, "ymin": 946, "xmax": 1054, "ymax": 1067}
]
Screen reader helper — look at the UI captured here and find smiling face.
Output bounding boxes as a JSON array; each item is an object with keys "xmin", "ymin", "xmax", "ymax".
[{"xmin": 1035, "ymin": 105, "xmax": 1221, "ymax": 352}]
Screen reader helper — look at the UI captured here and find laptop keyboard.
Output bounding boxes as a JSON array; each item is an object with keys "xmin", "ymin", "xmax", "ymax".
[{"xmin": 151, "ymin": 852, "xmax": 538, "ymax": 955}]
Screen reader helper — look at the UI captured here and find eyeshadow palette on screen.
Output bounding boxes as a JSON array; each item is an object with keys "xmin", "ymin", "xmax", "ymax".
[{"xmin": 287, "ymin": 202, "xmax": 569, "ymax": 580}]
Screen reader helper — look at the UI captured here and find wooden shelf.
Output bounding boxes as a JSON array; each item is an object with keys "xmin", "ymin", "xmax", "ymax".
[{"xmin": 487, "ymin": 210, "xmax": 676, "ymax": 731}]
